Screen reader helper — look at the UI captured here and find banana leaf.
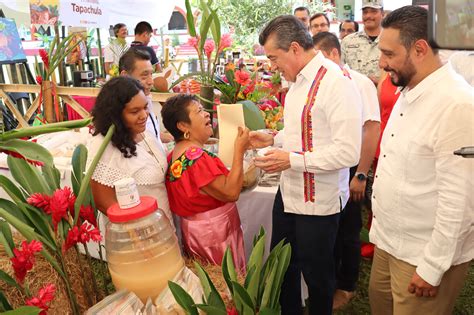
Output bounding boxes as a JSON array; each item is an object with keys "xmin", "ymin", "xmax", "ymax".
[{"xmin": 239, "ymin": 100, "xmax": 266, "ymax": 131}]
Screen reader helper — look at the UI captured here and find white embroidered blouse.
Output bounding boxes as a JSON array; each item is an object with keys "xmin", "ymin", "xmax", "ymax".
[{"xmin": 87, "ymin": 130, "xmax": 173, "ymax": 226}]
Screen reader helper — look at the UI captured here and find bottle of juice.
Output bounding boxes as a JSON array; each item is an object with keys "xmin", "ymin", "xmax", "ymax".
[{"xmin": 105, "ymin": 196, "xmax": 184, "ymax": 303}]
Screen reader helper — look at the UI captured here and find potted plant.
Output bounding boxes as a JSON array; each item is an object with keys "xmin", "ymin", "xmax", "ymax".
[{"xmin": 169, "ymin": 228, "xmax": 291, "ymax": 314}]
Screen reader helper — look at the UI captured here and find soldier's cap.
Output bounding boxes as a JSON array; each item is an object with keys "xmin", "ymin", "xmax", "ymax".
[{"xmin": 362, "ymin": 0, "xmax": 383, "ymax": 9}]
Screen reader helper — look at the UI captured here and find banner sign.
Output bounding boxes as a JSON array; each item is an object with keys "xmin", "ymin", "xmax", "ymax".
[{"xmin": 59, "ymin": 0, "xmax": 109, "ymax": 28}]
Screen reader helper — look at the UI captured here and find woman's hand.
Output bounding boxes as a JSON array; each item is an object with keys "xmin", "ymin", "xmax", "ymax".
[
  {"xmin": 249, "ymin": 131, "xmax": 274, "ymax": 148},
  {"xmin": 234, "ymin": 127, "xmax": 250, "ymax": 155}
]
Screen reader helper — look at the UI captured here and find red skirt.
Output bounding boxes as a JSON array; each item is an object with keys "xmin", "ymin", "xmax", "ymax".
[{"xmin": 180, "ymin": 202, "xmax": 246, "ymax": 271}]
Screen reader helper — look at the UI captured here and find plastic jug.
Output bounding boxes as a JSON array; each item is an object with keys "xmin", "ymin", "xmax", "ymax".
[{"xmin": 105, "ymin": 196, "xmax": 184, "ymax": 303}]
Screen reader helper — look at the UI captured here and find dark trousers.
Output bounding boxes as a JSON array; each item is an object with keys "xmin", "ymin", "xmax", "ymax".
[
  {"xmin": 271, "ymin": 188, "xmax": 340, "ymax": 315},
  {"xmin": 334, "ymin": 166, "xmax": 363, "ymax": 292}
]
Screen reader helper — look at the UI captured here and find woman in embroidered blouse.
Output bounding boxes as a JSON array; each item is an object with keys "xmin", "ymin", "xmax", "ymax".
[
  {"xmin": 162, "ymin": 94, "xmax": 249, "ymax": 270},
  {"xmin": 88, "ymin": 77, "xmax": 173, "ymax": 227}
]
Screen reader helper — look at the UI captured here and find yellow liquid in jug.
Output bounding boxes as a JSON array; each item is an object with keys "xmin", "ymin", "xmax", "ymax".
[{"xmin": 108, "ymin": 242, "xmax": 184, "ymax": 303}]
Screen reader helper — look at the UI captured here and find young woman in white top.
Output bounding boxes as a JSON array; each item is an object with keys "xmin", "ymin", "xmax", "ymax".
[{"xmin": 87, "ymin": 77, "xmax": 172, "ymax": 226}]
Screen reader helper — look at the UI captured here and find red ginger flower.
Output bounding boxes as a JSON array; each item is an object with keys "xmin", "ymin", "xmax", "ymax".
[
  {"xmin": 64, "ymin": 222, "xmax": 102, "ymax": 252},
  {"xmin": 243, "ymin": 81, "xmax": 255, "ymax": 95},
  {"xmin": 39, "ymin": 49, "xmax": 49, "ymax": 68},
  {"xmin": 26, "ymin": 283, "xmax": 56, "ymax": 315},
  {"xmin": 218, "ymin": 33, "xmax": 232, "ymax": 53},
  {"xmin": 204, "ymin": 39, "xmax": 215, "ymax": 59},
  {"xmin": 187, "ymin": 36, "xmax": 199, "ymax": 49},
  {"xmin": 27, "ymin": 193, "xmax": 51, "ymax": 213},
  {"xmin": 49, "ymin": 188, "xmax": 70, "ymax": 230},
  {"xmin": 78, "ymin": 205, "xmax": 97, "ymax": 227},
  {"xmin": 36, "ymin": 75, "xmax": 43, "ymax": 85},
  {"xmin": 227, "ymin": 307, "xmax": 238, "ymax": 315},
  {"xmin": 10, "ymin": 240, "xmax": 43, "ymax": 284},
  {"xmin": 234, "ymin": 70, "xmax": 251, "ymax": 86}
]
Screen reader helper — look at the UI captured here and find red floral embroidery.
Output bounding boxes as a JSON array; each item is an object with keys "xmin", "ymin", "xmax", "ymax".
[{"xmin": 185, "ymin": 147, "xmax": 204, "ymax": 160}]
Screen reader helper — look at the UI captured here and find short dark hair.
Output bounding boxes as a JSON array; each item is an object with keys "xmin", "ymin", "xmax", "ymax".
[
  {"xmin": 119, "ymin": 48, "xmax": 151, "ymax": 73},
  {"xmin": 134, "ymin": 21, "xmax": 153, "ymax": 35},
  {"xmin": 312, "ymin": 32, "xmax": 341, "ymax": 56},
  {"xmin": 259, "ymin": 15, "xmax": 314, "ymax": 51},
  {"xmin": 339, "ymin": 19, "xmax": 359, "ymax": 32},
  {"xmin": 294, "ymin": 6, "xmax": 310, "ymax": 16},
  {"xmin": 161, "ymin": 94, "xmax": 197, "ymax": 141},
  {"xmin": 310, "ymin": 13, "xmax": 330, "ymax": 26},
  {"xmin": 381, "ymin": 5, "xmax": 435, "ymax": 53},
  {"xmin": 113, "ymin": 23, "xmax": 126, "ymax": 36},
  {"xmin": 92, "ymin": 77, "xmax": 145, "ymax": 158}
]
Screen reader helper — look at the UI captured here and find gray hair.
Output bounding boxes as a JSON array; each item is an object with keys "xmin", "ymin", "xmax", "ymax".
[{"xmin": 259, "ymin": 15, "xmax": 314, "ymax": 51}]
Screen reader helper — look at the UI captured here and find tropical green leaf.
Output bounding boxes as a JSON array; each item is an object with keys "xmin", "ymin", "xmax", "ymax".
[
  {"xmin": 185, "ymin": 0, "xmax": 196, "ymax": 37},
  {"xmin": 195, "ymin": 304, "xmax": 226, "ymax": 315},
  {"xmin": 210, "ymin": 9, "xmax": 221, "ymax": 50},
  {"xmin": 41, "ymin": 163, "xmax": 61, "ymax": 191},
  {"xmin": 169, "ymin": 71, "xmax": 210, "ymax": 89},
  {"xmin": 252, "ymin": 226, "xmax": 265, "ymax": 247},
  {"xmin": 198, "ymin": 13, "xmax": 214, "ymax": 54},
  {"xmin": 260, "ymin": 257, "xmax": 277, "ymax": 309},
  {"xmin": 232, "ymin": 281, "xmax": 255, "ymax": 314},
  {"xmin": 0, "ymin": 139, "xmax": 53, "ymax": 167},
  {"xmin": 0, "ymin": 119, "xmax": 91, "ymax": 141},
  {"xmin": 240, "ymin": 100, "xmax": 266, "ymax": 131},
  {"xmin": 74, "ymin": 125, "xmax": 114, "ymax": 225},
  {"xmin": 258, "ymin": 307, "xmax": 280, "ymax": 315},
  {"xmin": 221, "ymin": 247, "xmax": 237, "ymax": 295},
  {"xmin": 0, "ymin": 270, "xmax": 21, "ymax": 291},
  {"xmin": 268, "ymin": 243, "xmax": 291, "ymax": 308},
  {"xmin": 193, "ymin": 262, "xmax": 225, "ymax": 308},
  {"xmin": 7, "ymin": 156, "xmax": 51, "ymax": 195},
  {"xmin": 71, "ymin": 144, "xmax": 88, "ymax": 191},
  {"xmin": 1, "ymin": 306, "xmax": 41, "ymax": 315},
  {"xmin": 0, "ymin": 198, "xmax": 27, "ymax": 223},
  {"xmin": 22, "ymin": 203, "xmax": 56, "ymax": 251},
  {"xmin": 0, "ymin": 220, "xmax": 15, "ymax": 257},
  {"xmin": 0, "ymin": 291, "xmax": 12, "ymax": 312},
  {"xmin": 168, "ymin": 281, "xmax": 199, "ymax": 315},
  {"xmin": 0, "ymin": 208, "xmax": 64, "ymax": 279}
]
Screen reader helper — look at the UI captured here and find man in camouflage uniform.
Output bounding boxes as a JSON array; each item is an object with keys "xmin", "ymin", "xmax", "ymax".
[{"xmin": 341, "ymin": 0, "xmax": 384, "ymax": 84}]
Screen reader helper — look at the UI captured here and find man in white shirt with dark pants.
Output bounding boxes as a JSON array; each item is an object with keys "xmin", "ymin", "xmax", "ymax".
[
  {"xmin": 251, "ymin": 15, "xmax": 362, "ymax": 314},
  {"xmin": 370, "ymin": 6, "xmax": 473, "ymax": 315}
]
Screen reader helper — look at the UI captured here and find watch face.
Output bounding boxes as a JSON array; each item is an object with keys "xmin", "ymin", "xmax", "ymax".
[{"xmin": 357, "ymin": 173, "xmax": 366, "ymax": 181}]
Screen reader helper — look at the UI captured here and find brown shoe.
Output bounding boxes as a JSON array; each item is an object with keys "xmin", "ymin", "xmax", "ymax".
[{"xmin": 332, "ymin": 289, "xmax": 355, "ymax": 310}]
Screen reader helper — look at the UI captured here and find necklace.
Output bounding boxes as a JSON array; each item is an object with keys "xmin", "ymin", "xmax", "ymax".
[{"xmin": 141, "ymin": 134, "xmax": 166, "ymax": 174}]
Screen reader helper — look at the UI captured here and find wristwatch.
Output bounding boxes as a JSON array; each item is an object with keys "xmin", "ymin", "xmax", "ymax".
[{"xmin": 355, "ymin": 172, "xmax": 367, "ymax": 181}]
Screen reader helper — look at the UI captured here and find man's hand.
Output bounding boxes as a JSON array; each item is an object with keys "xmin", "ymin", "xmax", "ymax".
[
  {"xmin": 408, "ymin": 271, "xmax": 438, "ymax": 297},
  {"xmin": 249, "ymin": 131, "xmax": 274, "ymax": 149},
  {"xmin": 254, "ymin": 149, "xmax": 290, "ymax": 173},
  {"xmin": 350, "ymin": 177, "xmax": 366, "ymax": 202}
]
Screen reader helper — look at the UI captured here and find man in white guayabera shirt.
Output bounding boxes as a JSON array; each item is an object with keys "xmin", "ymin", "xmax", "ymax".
[
  {"xmin": 369, "ymin": 6, "xmax": 473, "ymax": 315},
  {"xmin": 251, "ymin": 15, "xmax": 361, "ymax": 315}
]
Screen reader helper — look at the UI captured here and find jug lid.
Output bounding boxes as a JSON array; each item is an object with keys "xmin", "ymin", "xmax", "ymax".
[{"xmin": 107, "ymin": 196, "xmax": 157, "ymax": 223}]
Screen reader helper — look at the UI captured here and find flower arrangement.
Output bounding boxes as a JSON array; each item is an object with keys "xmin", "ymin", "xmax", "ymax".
[
  {"xmin": 169, "ymin": 228, "xmax": 291, "ymax": 314},
  {"xmin": 258, "ymin": 99, "xmax": 284, "ymax": 131},
  {"xmin": 0, "ymin": 120, "xmax": 114, "ymax": 314},
  {"xmin": 184, "ymin": 0, "xmax": 233, "ymax": 86}
]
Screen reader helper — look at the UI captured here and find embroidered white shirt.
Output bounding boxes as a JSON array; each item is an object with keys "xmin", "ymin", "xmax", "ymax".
[
  {"xmin": 370, "ymin": 63, "xmax": 474, "ymax": 286},
  {"xmin": 278, "ymin": 52, "xmax": 362, "ymax": 215}
]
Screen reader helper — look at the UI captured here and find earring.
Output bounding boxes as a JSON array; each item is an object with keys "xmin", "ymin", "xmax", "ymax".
[{"xmin": 183, "ymin": 131, "xmax": 190, "ymax": 139}]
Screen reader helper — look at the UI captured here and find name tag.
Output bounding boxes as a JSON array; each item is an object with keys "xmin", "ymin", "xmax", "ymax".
[{"xmin": 347, "ymin": 44, "xmax": 360, "ymax": 48}]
